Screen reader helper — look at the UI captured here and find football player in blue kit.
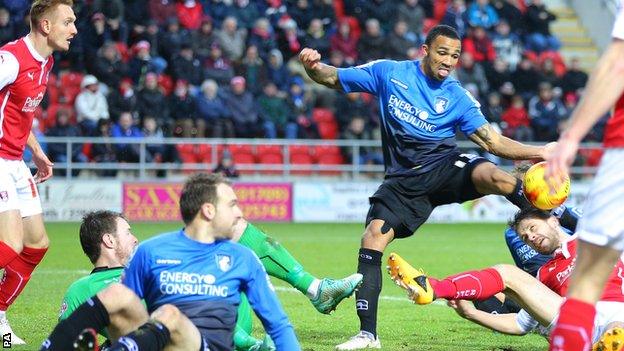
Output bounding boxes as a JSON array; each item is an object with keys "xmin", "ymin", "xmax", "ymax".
[
  {"xmin": 40, "ymin": 173, "xmax": 300, "ymax": 351},
  {"xmin": 300, "ymin": 24, "xmax": 557, "ymax": 349}
]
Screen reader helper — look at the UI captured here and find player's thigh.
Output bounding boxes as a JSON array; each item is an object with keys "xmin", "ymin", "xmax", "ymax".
[
  {"xmin": 151, "ymin": 305, "xmax": 202, "ymax": 351},
  {"xmin": 365, "ymin": 197, "xmax": 430, "ymax": 244},
  {"xmin": 14, "ymin": 160, "xmax": 43, "ymax": 218},
  {"xmin": 469, "ymin": 160, "xmax": 516, "ymax": 196},
  {"xmin": 99, "ymin": 284, "xmax": 149, "ymax": 338},
  {"xmin": 0, "ymin": 161, "xmax": 24, "ymax": 251},
  {"xmin": 576, "ymin": 149, "xmax": 624, "ymax": 250},
  {"xmin": 430, "ymin": 153, "xmax": 492, "ymax": 204},
  {"xmin": 21, "ymin": 214, "xmax": 48, "ymax": 248}
]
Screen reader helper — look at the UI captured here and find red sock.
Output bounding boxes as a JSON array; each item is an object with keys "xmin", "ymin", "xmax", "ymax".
[
  {"xmin": 549, "ymin": 298, "xmax": 596, "ymax": 351},
  {"xmin": 0, "ymin": 246, "xmax": 47, "ymax": 310},
  {"xmin": 0, "ymin": 241, "xmax": 19, "ymax": 267},
  {"xmin": 430, "ymin": 268, "xmax": 505, "ymax": 300}
]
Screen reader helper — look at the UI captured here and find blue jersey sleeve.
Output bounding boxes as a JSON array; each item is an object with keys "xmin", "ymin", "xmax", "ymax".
[
  {"xmin": 242, "ymin": 252, "xmax": 300, "ymax": 350},
  {"xmin": 504, "ymin": 228, "xmax": 552, "ymax": 276},
  {"xmin": 121, "ymin": 244, "xmax": 149, "ymax": 299},
  {"xmin": 455, "ymin": 87, "xmax": 488, "ymax": 136},
  {"xmin": 337, "ymin": 60, "xmax": 392, "ymax": 95}
]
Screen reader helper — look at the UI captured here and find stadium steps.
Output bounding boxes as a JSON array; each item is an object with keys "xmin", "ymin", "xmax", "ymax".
[{"xmin": 544, "ymin": 0, "xmax": 600, "ymax": 72}]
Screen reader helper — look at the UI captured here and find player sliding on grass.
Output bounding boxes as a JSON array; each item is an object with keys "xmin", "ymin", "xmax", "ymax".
[
  {"xmin": 387, "ymin": 207, "xmax": 624, "ymax": 350},
  {"xmin": 42, "ymin": 173, "xmax": 301, "ymax": 351},
  {"xmin": 58, "ymin": 211, "xmax": 360, "ymax": 350},
  {"xmin": 300, "ymin": 24, "xmax": 561, "ymax": 350}
]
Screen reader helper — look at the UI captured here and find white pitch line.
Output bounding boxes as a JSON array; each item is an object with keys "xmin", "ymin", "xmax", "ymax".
[{"xmin": 274, "ymin": 286, "xmax": 447, "ymax": 306}]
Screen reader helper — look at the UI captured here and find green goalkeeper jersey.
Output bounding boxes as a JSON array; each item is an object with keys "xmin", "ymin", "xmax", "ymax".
[{"xmin": 59, "ymin": 267, "xmax": 123, "ymax": 322}]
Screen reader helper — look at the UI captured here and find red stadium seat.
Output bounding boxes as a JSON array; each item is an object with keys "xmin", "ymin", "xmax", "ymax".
[
  {"xmin": 256, "ymin": 144, "xmax": 283, "ymax": 157},
  {"xmin": 313, "ymin": 144, "xmax": 341, "ymax": 161},
  {"xmin": 317, "ymin": 121, "xmax": 339, "ymax": 140},
  {"xmin": 288, "ymin": 144, "xmax": 312, "ymax": 157},
  {"xmin": 289, "ymin": 152, "xmax": 313, "ymax": 175},
  {"xmin": 60, "ymin": 71, "xmax": 83, "ymax": 89},
  {"xmin": 258, "ymin": 153, "xmax": 284, "ymax": 175},
  {"xmin": 317, "ymin": 153, "xmax": 344, "ymax": 175},
  {"xmin": 226, "ymin": 143, "xmax": 254, "ymax": 156},
  {"xmin": 312, "ymin": 108, "xmax": 336, "ymax": 123},
  {"xmin": 231, "ymin": 151, "xmax": 256, "ymax": 175},
  {"xmin": 45, "ymin": 104, "xmax": 74, "ymax": 130}
]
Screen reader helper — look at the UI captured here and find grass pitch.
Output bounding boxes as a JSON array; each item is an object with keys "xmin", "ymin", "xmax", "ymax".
[{"xmin": 10, "ymin": 222, "xmax": 545, "ymax": 350}]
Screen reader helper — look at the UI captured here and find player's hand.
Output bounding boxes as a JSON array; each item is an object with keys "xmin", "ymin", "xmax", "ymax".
[
  {"xmin": 32, "ymin": 151, "xmax": 54, "ymax": 183},
  {"xmin": 299, "ymin": 48, "xmax": 322, "ymax": 71},
  {"xmin": 447, "ymin": 299, "xmax": 475, "ymax": 319},
  {"xmin": 544, "ymin": 136, "xmax": 579, "ymax": 191}
]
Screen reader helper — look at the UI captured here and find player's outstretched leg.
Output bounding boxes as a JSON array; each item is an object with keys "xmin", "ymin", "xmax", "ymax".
[{"xmin": 238, "ymin": 222, "xmax": 362, "ymax": 314}]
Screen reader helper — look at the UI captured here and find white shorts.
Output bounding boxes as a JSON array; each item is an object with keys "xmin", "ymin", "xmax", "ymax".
[
  {"xmin": 593, "ymin": 301, "xmax": 624, "ymax": 343},
  {"xmin": 0, "ymin": 158, "xmax": 42, "ymax": 217},
  {"xmin": 577, "ymin": 149, "xmax": 624, "ymax": 250}
]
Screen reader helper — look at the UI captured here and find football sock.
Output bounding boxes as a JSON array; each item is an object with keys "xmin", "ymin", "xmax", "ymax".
[
  {"xmin": 0, "ymin": 246, "xmax": 47, "ymax": 310},
  {"xmin": 505, "ymin": 178, "xmax": 532, "ymax": 209},
  {"xmin": 0, "ymin": 242, "xmax": 19, "ymax": 267},
  {"xmin": 40, "ymin": 296, "xmax": 110, "ymax": 351},
  {"xmin": 238, "ymin": 223, "xmax": 316, "ymax": 295},
  {"xmin": 430, "ymin": 268, "xmax": 504, "ymax": 300},
  {"xmin": 108, "ymin": 320, "xmax": 170, "ymax": 351},
  {"xmin": 356, "ymin": 248, "xmax": 382, "ymax": 337},
  {"xmin": 234, "ymin": 325, "xmax": 261, "ymax": 350},
  {"xmin": 234, "ymin": 294, "xmax": 259, "ymax": 349},
  {"xmin": 549, "ymin": 298, "xmax": 596, "ymax": 351}
]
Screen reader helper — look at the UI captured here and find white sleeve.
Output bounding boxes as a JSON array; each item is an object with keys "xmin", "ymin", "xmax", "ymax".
[
  {"xmin": 515, "ymin": 309, "xmax": 540, "ymax": 334},
  {"xmin": 613, "ymin": 0, "xmax": 624, "ymax": 39},
  {"xmin": 0, "ymin": 51, "xmax": 19, "ymax": 91}
]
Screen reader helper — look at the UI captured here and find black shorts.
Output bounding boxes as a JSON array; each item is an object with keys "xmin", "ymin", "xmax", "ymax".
[{"xmin": 366, "ymin": 153, "xmax": 491, "ymax": 238}]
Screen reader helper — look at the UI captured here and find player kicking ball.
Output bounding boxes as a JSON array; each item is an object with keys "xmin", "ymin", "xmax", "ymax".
[{"xmin": 387, "ymin": 208, "xmax": 624, "ymax": 350}]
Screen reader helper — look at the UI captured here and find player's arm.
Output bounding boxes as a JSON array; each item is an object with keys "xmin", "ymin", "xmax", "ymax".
[
  {"xmin": 299, "ymin": 48, "xmax": 341, "ymax": 90},
  {"xmin": 447, "ymin": 300, "xmax": 531, "ymax": 335},
  {"xmin": 468, "ymin": 123, "xmax": 550, "ymax": 160}
]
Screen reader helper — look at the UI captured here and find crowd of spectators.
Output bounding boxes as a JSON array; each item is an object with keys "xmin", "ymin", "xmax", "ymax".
[{"xmin": 0, "ymin": 0, "xmax": 605, "ymax": 176}]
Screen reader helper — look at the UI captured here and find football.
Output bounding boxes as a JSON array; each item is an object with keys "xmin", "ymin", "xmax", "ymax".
[{"xmin": 523, "ymin": 161, "xmax": 571, "ymax": 210}]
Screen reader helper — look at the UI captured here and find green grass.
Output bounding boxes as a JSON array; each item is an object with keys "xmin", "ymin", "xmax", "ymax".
[{"xmin": 10, "ymin": 222, "xmax": 545, "ymax": 350}]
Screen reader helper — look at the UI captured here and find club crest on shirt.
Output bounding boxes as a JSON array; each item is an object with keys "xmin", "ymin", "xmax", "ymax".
[
  {"xmin": 434, "ymin": 96, "xmax": 449, "ymax": 113},
  {"xmin": 216, "ymin": 254, "xmax": 232, "ymax": 272},
  {"xmin": 0, "ymin": 191, "xmax": 8, "ymax": 202}
]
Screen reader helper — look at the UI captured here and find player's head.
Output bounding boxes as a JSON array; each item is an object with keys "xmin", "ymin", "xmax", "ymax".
[
  {"xmin": 29, "ymin": 0, "xmax": 77, "ymax": 52},
  {"xmin": 180, "ymin": 173, "xmax": 243, "ymax": 239},
  {"xmin": 509, "ymin": 207, "xmax": 563, "ymax": 255},
  {"xmin": 79, "ymin": 210, "xmax": 138, "ymax": 266},
  {"xmin": 421, "ymin": 25, "xmax": 461, "ymax": 81}
]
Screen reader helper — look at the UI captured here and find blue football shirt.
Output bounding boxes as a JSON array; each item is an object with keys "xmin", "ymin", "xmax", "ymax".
[
  {"xmin": 338, "ymin": 59, "xmax": 488, "ymax": 176},
  {"xmin": 122, "ymin": 230, "xmax": 300, "ymax": 351}
]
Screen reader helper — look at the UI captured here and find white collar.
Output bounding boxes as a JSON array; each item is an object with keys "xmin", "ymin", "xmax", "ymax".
[{"xmin": 24, "ymin": 34, "xmax": 46, "ymax": 62}]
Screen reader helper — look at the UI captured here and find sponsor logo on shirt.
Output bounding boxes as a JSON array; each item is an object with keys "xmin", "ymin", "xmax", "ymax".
[
  {"xmin": 159, "ymin": 270, "xmax": 228, "ymax": 297},
  {"xmin": 390, "ymin": 78, "xmax": 408, "ymax": 90},
  {"xmin": 388, "ymin": 94, "xmax": 436, "ymax": 132},
  {"xmin": 21, "ymin": 91, "xmax": 44, "ymax": 112},
  {"xmin": 434, "ymin": 96, "xmax": 449, "ymax": 113},
  {"xmin": 555, "ymin": 258, "xmax": 575, "ymax": 283},
  {"xmin": 156, "ymin": 258, "xmax": 182, "ymax": 265}
]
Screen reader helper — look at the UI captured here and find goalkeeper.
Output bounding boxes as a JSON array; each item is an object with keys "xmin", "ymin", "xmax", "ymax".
[{"xmin": 59, "ymin": 210, "xmax": 361, "ymax": 350}]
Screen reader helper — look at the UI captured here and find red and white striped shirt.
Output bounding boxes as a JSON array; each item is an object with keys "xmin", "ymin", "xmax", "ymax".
[{"xmin": 0, "ymin": 36, "xmax": 54, "ymax": 160}]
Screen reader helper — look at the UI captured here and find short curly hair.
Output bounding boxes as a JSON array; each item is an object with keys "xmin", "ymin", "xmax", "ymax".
[{"xmin": 30, "ymin": 0, "xmax": 73, "ymax": 28}]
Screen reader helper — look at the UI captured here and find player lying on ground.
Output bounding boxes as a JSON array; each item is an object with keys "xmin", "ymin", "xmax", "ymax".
[
  {"xmin": 59, "ymin": 210, "xmax": 359, "ymax": 350},
  {"xmin": 41, "ymin": 173, "xmax": 300, "ymax": 351},
  {"xmin": 387, "ymin": 207, "xmax": 624, "ymax": 348}
]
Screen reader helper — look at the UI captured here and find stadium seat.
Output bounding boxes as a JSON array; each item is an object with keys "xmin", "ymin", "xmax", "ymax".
[
  {"xmin": 226, "ymin": 143, "xmax": 254, "ymax": 156},
  {"xmin": 256, "ymin": 144, "xmax": 283, "ymax": 157},
  {"xmin": 289, "ymin": 152, "xmax": 314, "ymax": 175},
  {"xmin": 115, "ymin": 41, "xmax": 130, "ymax": 63},
  {"xmin": 45, "ymin": 103, "xmax": 74, "ymax": 129},
  {"xmin": 288, "ymin": 144, "xmax": 312, "ymax": 157},
  {"xmin": 313, "ymin": 144, "xmax": 341, "ymax": 161},
  {"xmin": 312, "ymin": 108, "xmax": 336, "ymax": 124},
  {"xmin": 317, "ymin": 153, "xmax": 344, "ymax": 175},
  {"xmin": 258, "ymin": 153, "xmax": 284, "ymax": 175},
  {"xmin": 60, "ymin": 71, "xmax": 83, "ymax": 89},
  {"xmin": 158, "ymin": 74, "xmax": 174, "ymax": 96},
  {"xmin": 317, "ymin": 121, "xmax": 339, "ymax": 140},
  {"xmin": 231, "ymin": 151, "xmax": 256, "ymax": 175}
]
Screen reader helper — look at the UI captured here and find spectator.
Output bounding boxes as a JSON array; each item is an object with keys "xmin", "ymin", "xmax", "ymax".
[
  {"xmin": 258, "ymin": 82, "xmax": 297, "ymax": 139},
  {"xmin": 2, "ymin": 0, "xmax": 29, "ymax": 27},
  {"xmin": 92, "ymin": 0, "xmax": 125, "ymax": 22},
  {"xmin": 216, "ymin": 16, "xmax": 247, "ymax": 61},
  {"xmin": 442, "ymin": 0, "xmax": 469, "ymax": 38},
  {"xmin": 455, "ymin": 52, "xmax": 489, "ymax": 97},
  {"xmin": 168, "ymin": 79, "xmax": 197, "ymax": 121},
  {"xmin": 357, "ymin": 0, "xmax": 396, "ymax": 34},
  {"xmin": 491, "ymin": 0, "xmax": 523, "ymax": 33},
  {"xmin": 335, "ymin": 92, "xmax": 376, "ymax": 130},
  {"xmin": 310, "ymin": 0, "xmax": 335, "ymax": 27},
  {"xmin": 462, "ymin": 25, "xmax": 496, "ymax": 64},
  {"xmin": 134, "ymin": 19, "xmax": 161, "ymax": 58},
  {"xmin": 491, "ymin": 20, "xmax": 523, "ymax": 71},
  {"xmin": 559, "ymin": 57, "xmax": 588, "ymax": 95},
  {"xmin": 108, "ymin": 79, "xmax": 138, "ymax": 123},
  {"xmin": 195, "ymin": 79, "xmax": 235, "ymax": 138},
  {"xmin": 91, "ymin": 119, "xmax": 118, "ymax": 177},
  {"xmin": 512, "ymin": 56, "xmax": 543, "ymax": 99},
  {"xmin": 92, "ymin": 42, "xmax": 128, "ymax": 89},
  {"xmin": 524, "ymin": 0, "xmax": 560, "ymax": 53},
  {"xmin": 82, "ymin": 12, "xmax": 112, "ymax": 58},
  {"xmin": 484, "ymin": 92, "xmax": 503, "ymax": 124},
  {"xmin": 141, "ymin": 115, "xmax": 165, "ymax": 163},
  {"xmin": 528, "ymin": 82, "xmax": 566, "ymax": 141},
  {"xmin": 397, "ymin": 0, "xmax": 426, "ymax": 42},
  {"xmin": 128, "ymin": 40, "xmax": 167, "ymax": 84},
  {"xmin": 485, "ymin": 57, "xmax": 513, "ymax": 93},
  {"xmin": 213, "ymin": 151, "xmax": 240, "ymax": 178},
  {"xmin": 203, "ymin": 42, "xmax": 235, "ymax": 85},
  {"xmin": 289, "ymin": 0, "xmax": 315, "ymax": 31},
  {"xmin": 147, "ymin": 0, "xmax": 177, "ymax": 27},
  {"xmin": 502, "ymin": 94, "xmax": 533, "ymax": 141},
  {"xmin": 208, "ymin": 0, "xmax": 234, "ymax": 29},
  {"xmin": 191, "ymin": 16, "xmax": 217, "ymax": 61},
  {"xmin": 171, "ymin": 44, "xmax": 204, "ymax": 87},
  {"xmin": 287, "ymin": 78, "xmax": 319, "ymax": 139},
  {"xmin": 231, "ymin": 0, "xmax": 260, "ymax": 30},
  {"xmin": 303, "ymin": 18, "xmax": 331, "ymax": 59},
  {"xmin": 176, "ymin": 0, "xmax": 203, "ymax": 30},
  {"xmin": 330, "ymin": 20, "xmax": 358, "ymax": 65},
  {"xmin": 222, "ymin": 76, "xmax": 262, "ymax": 138},
  {"xmin": 248, "ymin": 17, "xmax": 277, "ymax": 60},
  {"xmin": 277, "ymin": 18, "xmax": 303, "ymax": 61},
  {"xmin": 111, "ymin": 111, "xmax": 143, "ymax": 163},
  {"xmin": 539, "ymin": 57, "xmax": 561, "ymax": 87},
  {"xmin": 266, "ymin": 49, "xmax": 291, "ymax": 93},
  {"xmin": 234, "ymin": 45, "xmax": 268, "ymax": 96},
  {"xmin": 158, "ymin": 17, "xmax": 189, "ymax": 62},
  {"xmin": 357, "ymin": 19, "xmax": 386, "ymax": 64},
  {"xmin": 386, "ymin": 20, "xmax": 417, "ymax": 60},
  {"xmin": 75, "ymin": 75, "xmax": 110, "ymax": 136},
  {"xmin": 467, "ymin": 0, "xmax": 499, "ymax": 31},
  {"xmin": 341, "ymin": 116, "xmax": 383, "ymax": 166},
  {"xmin": 46, "ymin": 108, "xmax": 88, "ymax": 176},
  {"xmin": 137, "ymin": 72, "xmax": 170, "ymax": 130},
  {"xmin": 0, "ymin": 7, "xmax": 15, "ymax": 46}
]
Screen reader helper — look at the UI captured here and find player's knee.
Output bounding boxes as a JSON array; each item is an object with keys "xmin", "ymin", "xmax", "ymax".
[
  {"xmin": 99, "ymin": 283, "xmax": 136, "ymax": 310},
  {"xmin": 4, "ymin": 239, "xmax": 23, "ymax": 254},
  {"xmin": 151, "ymin": 304, "xmax": 181, "ymax": 331},
  {"xmin": 29, "ymin": 231, "xmax": 49, "ymax": 249},
  {"xmin": 492, "ymin": 264, "xmax": 518, "ymax": 286},
  {"xmin": 361, "ymin": 220, "xmax": 393, "ymax": 250}
]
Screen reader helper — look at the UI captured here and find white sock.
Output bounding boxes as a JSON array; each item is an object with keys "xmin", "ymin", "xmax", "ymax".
[
  {"xmin": 306, "ymin": 279, "xmax": 322, "ymax": 299},
  {"xmin": 0, "ymin": 310, "xmax": 5, "ymax": 320}
]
